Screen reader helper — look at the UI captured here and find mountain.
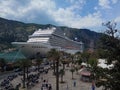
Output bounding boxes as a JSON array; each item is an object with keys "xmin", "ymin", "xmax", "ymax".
[{"xmin": 0, "ymin": 17, "xmax": 102, "ymax": 50}]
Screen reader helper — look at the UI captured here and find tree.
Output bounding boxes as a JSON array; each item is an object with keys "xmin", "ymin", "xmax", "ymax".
[
  {"xmin": 95, "ymin": 21, "xmax": 120, "ymax": 90},
  {"xmin": 87, "ymin": 57, "xmax": 98, "ymax": 67},
  {"xmin": 47, "ymin": 49, "xmax": 57, "ymax": 74},
  {"xmin": 81, "ymin": 51, "xmax": 90, "ymax": 63},
  {"xmin": 96, "ymin": 49, "xmax": 108, "ymax": 58},
  {"xmin": 87, "ymin": 56, "xmax": 98, "ymax": 81},
  {"xmin": 70, "ymin": 68, "xmax": 75, "ymax": 79},
  {"xmin": 59, "ymin": 69, "xmax": 65, "ymax": 83},
  {"xmin": 74, "ymin": 66, "xmax": 79, "ymax": 74},
  {"xmin": 0, "ymin": 58, "xmax": 6, "ymax": 72},
  {"xmin": 36, "ymin": 59, "xmax": 42, "ymax": 73},
  {"xmin": 25, "ymin": 59, "xmax": 32, "ymax": 81},
  {"xmin": 47, "ymin": 49, "xmax": 60, "ymax": 90},
  {"xmin": 35, "ymin": 52, "xmax": 43, "ymax": 73},
  {"xmin": 17, "ymin": 59, "xmax": 31, "ymax": 88},
  {"xmin": 60, "ymin": 51, "xmax": 69, "ymax": 70},
  {"xmin": 74, "ymin": 52, "xmax": 82, "ymax": 65}
]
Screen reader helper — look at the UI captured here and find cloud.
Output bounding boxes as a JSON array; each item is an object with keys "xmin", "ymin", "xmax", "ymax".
[
  {"xmin": 115, "ymin": 17, "xmax": 120, "ymax": 23},
  {"xmin": 111, "ymin": 0, "xmax": 118, "ymax": 4},
  {"xmin": 99, "ymin": 0, "xmax": 111, "ymax": 9},
  {"xmin": 0, "ymin": 0, "xmax": 55, "ymax": 25},
  {"xmin": 66, "ymin": 0, "xmax": 85, "ymax": 4},
  {"xmin": 51, "ymin": 8, "xmax": 103, "ymax": 28},
  {"xmin": 65, "ymin": 0, "xmax": 86, "ymax": 11},
  {"xmin": 0, "ymin": 0, "xmax": 107, "ymax": 31},
  {"xmin": 98, "ymin": 0, "xmax": 119, "ymax": 9}
]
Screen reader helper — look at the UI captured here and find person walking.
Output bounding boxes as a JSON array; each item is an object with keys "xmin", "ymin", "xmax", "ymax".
[
  {"xmin": 73, "ymin": 80, "xmax": 76, "ymax": 87},
  {"xmin": 66, "ymin": 84, "xmax": 69, "ymax": 90},
  {"xmin": 48, "ymin": 84, "xmax": 52, "ymax": 90},
  {"xmin": 91, "ymin": 81, "xmax": 95, "ymax": 90}
]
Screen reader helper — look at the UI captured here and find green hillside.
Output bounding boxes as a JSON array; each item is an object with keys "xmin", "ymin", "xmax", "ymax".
[{"xmin": 0, "ymin": 17, "xmax": 102, "ymax": 50}]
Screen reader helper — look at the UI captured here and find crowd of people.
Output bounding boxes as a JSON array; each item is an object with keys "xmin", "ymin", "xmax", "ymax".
[
  {"xmin": 41, "ymin": 80, "xmax": 52, "ymax": 90},
  {"xmin": 0, "ymin": 64, "xmax": 52, "ymax": 90},
  {"xmin": 0, "ymin": 74, "xmax": 17, "ymax": 90}
]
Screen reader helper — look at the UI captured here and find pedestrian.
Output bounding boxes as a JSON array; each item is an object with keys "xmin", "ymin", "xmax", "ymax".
[
  {"xmin": 48, "ymin": 84, "xmax": 52, "ymax": 90},
  {"xmin": 41, "ymin": 77, "xmax": 43, "ymax": 81},
  {"xmin": 91, "ymin": 81, "xmax": 95, "ymax": 90},
  {"xmin": 66, "ymin": 84, "xmax": 69, "ymax": 90},
  {"xmin": 41, "ymin": 86, "xmax": 43, "ymax": 90},
  {"xmin": 73, "ymin": 80, "xmax": 76, "ymax": 87}
]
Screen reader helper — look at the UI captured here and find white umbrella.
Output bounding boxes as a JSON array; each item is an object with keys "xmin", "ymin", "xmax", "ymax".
[
  {"xmin": 98, "ymin": 63, "xmax": 108, "ymax": 68},
  {"xmin": 81, "ymin": 62, "xmax": 87, "ymax": 66}
]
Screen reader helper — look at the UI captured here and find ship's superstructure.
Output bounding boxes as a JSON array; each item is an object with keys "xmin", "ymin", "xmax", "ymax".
[{"xmin": 12, "ymin": 27, "xmax": 84, "ymax": 58}]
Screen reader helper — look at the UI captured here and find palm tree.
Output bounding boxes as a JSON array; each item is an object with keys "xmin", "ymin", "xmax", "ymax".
[
  {"xmin": 66, "ymin": 53, "xmax": 73, "ymax": 67},
  {"xmin": 26, "ymin": 59, "xmax": 32, "ymax": 80},
  {"xmin": 60, "ymin": 51, "xmax": 68, "ymax": 70},
  {"xmin": 70, "ymin": 54, "xmax": 74, "ymax": 64},
  {"xmin": 47, "ymin": 49, "xmax": 58, "ymax": 74},
  {"xmin": 47, "ymin": 49, "xmax": 60, "ymax": 90},
  {"xmin": 17, "ymin": 59, "xmax": 31, "ymax": 88},
  {"xmin": 70, "ymin": 68, "xmax": 75, "ymax": 79},
  {"xmin": 36, "ymin": 59, "xmax": 42, "ymax": 73},
  {"xmin": 59, "ymin": 69, "xmax": 65, "ymax": 83},
  {"xmin": 0, "ymin": 58, "xmax": 6, "ymax": 72},
  {"xmin": 74, "ymin": 52, "xmax": 82, "ymax": 65},
  {"xmin": 61, "ymin": 59, "xmax": 68, "ymax": 70},
  {"xmin": 75, "ymin": 66, "xmax": 79, "ymax": 74},
  {"xmin": 35, "ymin": 52, "xmax": 43, "ymax": 73}
]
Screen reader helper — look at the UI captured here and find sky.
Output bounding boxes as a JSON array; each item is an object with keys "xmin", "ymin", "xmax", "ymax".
[{"xmin": 0, "ymin": 0, "xmax": 120, "ymax": 32}]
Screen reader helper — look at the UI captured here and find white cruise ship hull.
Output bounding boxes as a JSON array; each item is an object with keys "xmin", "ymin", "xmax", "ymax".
[
  {"xmin": 12, "ymin": 27, "xmax": 84, "ymax": 58},
  {"xmin": 12, "ymin": 42, "xmax": 81, "ymax": 58},
  {"xmin": 12, "ymin": 42, "xmax": 53, "ymax": 58}
]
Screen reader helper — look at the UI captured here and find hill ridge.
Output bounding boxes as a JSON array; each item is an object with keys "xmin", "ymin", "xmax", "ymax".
[{"xmin": 0, "ymin": 17, "xmax": 102, "ymax": 50}]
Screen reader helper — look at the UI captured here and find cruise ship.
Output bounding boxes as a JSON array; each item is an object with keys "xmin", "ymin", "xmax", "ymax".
[{"xmin": 12, "ymin": 27, "xmax": 84, "ymax": 58}]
